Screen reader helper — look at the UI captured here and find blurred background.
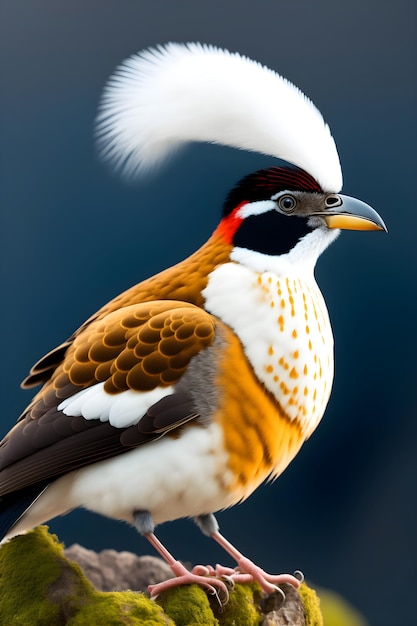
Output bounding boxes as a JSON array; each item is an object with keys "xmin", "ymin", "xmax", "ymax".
[{"xmin": 1, "ymin": 1, "xmax": 416, "ymax": 624}]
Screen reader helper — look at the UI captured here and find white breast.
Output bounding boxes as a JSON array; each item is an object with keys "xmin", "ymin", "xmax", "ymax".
[{"xmin": 203, "ymin": 261, "xmax": 334, "ymax": 436}]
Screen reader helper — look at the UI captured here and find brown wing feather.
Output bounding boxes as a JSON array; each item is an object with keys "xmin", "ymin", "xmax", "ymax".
[
  {"xmin": 23, "ymin": 300, "xmax": 215, "ymax": 416},
  {"xmin": 0, "ymin": 301, "xmax": 216, "ymax": 496}
]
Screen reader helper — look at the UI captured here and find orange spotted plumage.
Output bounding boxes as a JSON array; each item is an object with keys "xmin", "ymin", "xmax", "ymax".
[{"xmin": 214, "ymin": 326, "xmax": 305, "ymax": 495}]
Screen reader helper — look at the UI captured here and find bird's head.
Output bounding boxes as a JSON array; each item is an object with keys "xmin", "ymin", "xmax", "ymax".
[
  {"xmin": 214, "ymin": 165, "xmax": 386, "ymax": 272},
  {"xmin": 95, "ymin": 41, "xmax": 386, "ymax": 271}
]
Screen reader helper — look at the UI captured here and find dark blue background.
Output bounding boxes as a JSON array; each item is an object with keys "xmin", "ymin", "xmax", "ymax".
[{"xmin": 1, "ymin": 2, "xmax": 416, "ymax": 624}]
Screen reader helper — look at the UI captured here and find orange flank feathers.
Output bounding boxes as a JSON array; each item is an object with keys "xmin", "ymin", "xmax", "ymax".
[{"xmin": 214, "ymin": 327, "xmax": 305, "ymax": 497}]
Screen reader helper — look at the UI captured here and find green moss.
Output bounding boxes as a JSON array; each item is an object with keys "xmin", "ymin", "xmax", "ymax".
[
  {"xmin": 157, "ymin": 584, "xmax": 219, "ymax": 626},
  {"xmin": 0, "ymin": 526, "xmax": 64, "ymax": 625},
  {"xmin": 0, "ymin": 527, "xmax": 172, "ymax": 625},
  {"xmin": 216, "ymin": 582, "xmax": 261, "ymax": 626},
  {"xmin": 299, "ymin": 583, "xmax": 323, "ymax": 626},
  {"xmin": 157, "ymin": 581, "xmax": 262, "ymax": 626},
  {"xmin": 69, "ymin": 591, "xmax": 173, "ymax": 625}
]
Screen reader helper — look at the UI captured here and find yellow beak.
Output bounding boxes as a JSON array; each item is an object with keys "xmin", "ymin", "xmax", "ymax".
[{"xmin": 324, "ymin": 195, "xmax": 387, "ymax": 232}]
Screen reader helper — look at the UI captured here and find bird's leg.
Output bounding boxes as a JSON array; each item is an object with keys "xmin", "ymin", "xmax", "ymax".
[
  {"xmin": 133, "ymin": 510, "xmax": 229, "ymax": 604},
  {"xmin": 195, "ymin": 514, "xmax": 303, "ymax": 597}
]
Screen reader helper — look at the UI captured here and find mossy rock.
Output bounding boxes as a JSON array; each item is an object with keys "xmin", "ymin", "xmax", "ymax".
[
  {"xmin": 0, "ymin": 526, "xmax": 328, "ymax": 625},
  {"xmin": 0, "ymin": 527, "xmax": 172, "ymax": 625},
  {"xmin": 299, "ymin": 583, "xmax": 323, "ymax": 626},
  {"xmin": 157, "ymin": 580, "xmax": 262, "ymax": 626}
]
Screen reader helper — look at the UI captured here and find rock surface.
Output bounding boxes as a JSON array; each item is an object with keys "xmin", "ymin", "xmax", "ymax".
[{"xmin": 64, "ymin": 543, "xmax": 172, "ymax": 592}]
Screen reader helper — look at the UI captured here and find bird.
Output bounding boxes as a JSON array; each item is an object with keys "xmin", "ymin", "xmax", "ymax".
[{"xmin": 0, "ymin": 43, "xmax": 386, "ymax": 603}]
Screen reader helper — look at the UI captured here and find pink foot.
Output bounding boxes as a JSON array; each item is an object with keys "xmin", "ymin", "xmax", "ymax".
[
  {"xmin": 148, "ymin": 560, "xmax": 230, "ymax": 604},
  {"xmin": 143, "ymin": 525, "xmax": 302, "ymax": 606},
  {"xmin": 225, "ymin": 556, "xmax": 303, "ymax": 593},
  {"xmin": 209, "ymin": 530, "xmax": 303, "ymax": 595},
  {"xmin": 192, "ymin": 561, "xmax": 303, "ymax": 595}
]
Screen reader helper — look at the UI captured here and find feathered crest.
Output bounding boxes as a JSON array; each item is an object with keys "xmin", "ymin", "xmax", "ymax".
[{"xmin": 96, "ymin": 42, "xmax": 342, "ymax": 192}]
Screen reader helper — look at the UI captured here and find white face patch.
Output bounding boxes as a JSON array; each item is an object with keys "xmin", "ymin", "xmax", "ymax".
[
  {"xmin": 236, "ymin": 200, "xmax": 276, "ymax": 219},
  {"xmin": 58, "ymin": 383, "xmax": 175, "ymax": 428},
  {"xmin": 203, "ymin": 261, "xmax": 334, "ymax": 436}
]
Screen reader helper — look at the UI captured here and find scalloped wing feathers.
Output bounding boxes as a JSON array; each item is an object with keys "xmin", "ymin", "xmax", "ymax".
[
  {"xmin": 96, "ymin": 42, "xmax": 343, "ymax": 192},
  {"xmin": 0, "ymin": 301, "xmax": 216, "ymax": 496}
]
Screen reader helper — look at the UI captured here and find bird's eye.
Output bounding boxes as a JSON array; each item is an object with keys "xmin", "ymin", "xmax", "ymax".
[{"xmin": 278, "ymin": 195, "xmax": 297, "ymax": 213}]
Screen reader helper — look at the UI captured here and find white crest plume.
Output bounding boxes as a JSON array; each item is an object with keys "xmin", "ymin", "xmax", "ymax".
[{"xmin": 96, "ymin": 42, "xmax": 343, "ymax": 192}]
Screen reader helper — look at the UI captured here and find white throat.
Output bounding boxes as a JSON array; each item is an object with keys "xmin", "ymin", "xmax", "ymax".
[
  {"xmin": 230, "ymin": 225, "xmax": 340, "ymax": 277},
  {"xmin": 202, "ymin": 237, "xmax": 335, "ymax": 435}
]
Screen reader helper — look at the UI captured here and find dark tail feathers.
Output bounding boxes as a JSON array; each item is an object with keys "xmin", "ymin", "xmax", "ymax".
[{"xmin": 0, "ymin": 482, "xmax": 49, "ymax": 541}]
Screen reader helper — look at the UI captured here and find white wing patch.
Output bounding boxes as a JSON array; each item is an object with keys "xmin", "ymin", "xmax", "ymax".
[{"xmin": 58, "ymin": 383, "xmax": 175, "ymax": 428}]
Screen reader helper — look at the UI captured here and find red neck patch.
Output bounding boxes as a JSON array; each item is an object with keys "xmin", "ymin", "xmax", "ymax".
[{"xmin": 214, "ymin": 202, "xmax": 247, "ymax": 244}]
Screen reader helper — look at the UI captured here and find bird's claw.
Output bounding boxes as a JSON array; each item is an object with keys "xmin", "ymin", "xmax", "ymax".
[
  {"xmin": 220, "ymin": 574, "xmax": 235, "ymax": 590},
  {"xmin": 148, "ymin": 559, "xmax": 301, "ymax": 609},
  {"xmin": 206, "ymin": 582, "xmax": 230, "ymax": 607},
  {"xmin": 293, "ymin": 569, "xmax": 304, "ymax": 583},
  {"xmin": 231, "ymin": 555, "xmax": 302, "ymax": 594},
  {"xmin": 148, "ymin": 570, "xmax": 230, "ymax": 605},
  {"xmin": 260, "ymin": 585, "xmax": 286, "ymax": 613}
]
